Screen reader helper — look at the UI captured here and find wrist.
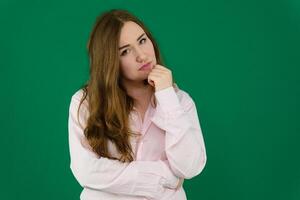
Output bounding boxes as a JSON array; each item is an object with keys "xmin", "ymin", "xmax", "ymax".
[{"xmin": 155, "ymin": 84, "xmax": 173, "ymax": 92}]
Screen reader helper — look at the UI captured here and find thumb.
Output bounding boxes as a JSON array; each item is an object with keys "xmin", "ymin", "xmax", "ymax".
[
  {"xmin": 147, "ymin": 77, "xmax": 155, "ymax": 87},
  {"xmin": 175, "ymin": 178, "xmax": 184, "ymax": 190}
]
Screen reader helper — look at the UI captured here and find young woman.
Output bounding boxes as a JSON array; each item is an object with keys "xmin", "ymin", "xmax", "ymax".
[{"xmin": 68, "ymin": 9, "xmax": 207, "ymax": 200}]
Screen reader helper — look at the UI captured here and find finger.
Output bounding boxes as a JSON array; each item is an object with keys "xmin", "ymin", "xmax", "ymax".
[
  {"xmin": 151, "ymin": 68, "xmax": 169, "ymax": 74},
  {"xmin": 155, "ymin": 64, "xmax": 168, "ymax": 69},
  {"xmin": 150, "ymin": 68, "xmax": 169, "ymax": 74},
  {"xmin": 176, "ymin": 178, "xmax": 184, "ymax": 190},
  {"xmin": 148, "ymin": 73, "xmax": 161, "ymax": 79},
  {"xmin": 147, "ymin": 74, "xmax": 159, "ymax": 85},
  {"xmin": 153, "ymin": 64, "xmax": 169, "ymax": 71},
  {"xmin": 148, "ymin": 80, "xmax": 155, "ymax": 87},
  {"xmin": 149, "ymin": 71, "xmax": 165, "ymax": 77}
]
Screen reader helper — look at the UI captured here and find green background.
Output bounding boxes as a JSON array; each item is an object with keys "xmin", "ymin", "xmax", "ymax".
[{"xmin": 1, "ymin": 0, "xmax": 300, "ymax": 199}]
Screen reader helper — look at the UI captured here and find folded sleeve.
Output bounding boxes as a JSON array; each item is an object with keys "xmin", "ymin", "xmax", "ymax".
[
  {"xmin": 68, "ymin": 93, "xmax": 180, "ymax": 199},
  {"xmin": 151, "ymin": 86, "xmax": 207, "ymax": 179}
]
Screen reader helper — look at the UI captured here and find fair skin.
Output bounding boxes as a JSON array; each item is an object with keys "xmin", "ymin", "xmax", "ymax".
[
  {"xmin": 119, "ymin": 21, "xmax": 173, "ymax": 118},
  {"xmin": 118, "ymin": 21, "xmax": 184, "ymax": 190}
]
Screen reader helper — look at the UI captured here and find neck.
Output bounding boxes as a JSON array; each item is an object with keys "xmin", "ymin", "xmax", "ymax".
[{"xmin": 121, "ymin": 79, "xmax": 154, "ymax": 109}]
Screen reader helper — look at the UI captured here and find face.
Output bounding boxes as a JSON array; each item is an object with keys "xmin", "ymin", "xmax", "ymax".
[{"xmin": 118, "ymin": 21, "xmax": 157, "ymax": 84}]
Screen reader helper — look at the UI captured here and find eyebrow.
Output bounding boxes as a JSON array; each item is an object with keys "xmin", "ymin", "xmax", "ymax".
[{"xmin": 119, "ymin": 33, "xmax": 146, "ymax": 50}]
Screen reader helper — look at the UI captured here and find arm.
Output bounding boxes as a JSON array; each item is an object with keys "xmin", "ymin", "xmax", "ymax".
[
  {"xmin": 151, "ymin": 86, "xmax": 207, "ymax": 179},
  {"xmin": 68, "ymin": 93, "xmax": 180, "ymax": 199}
]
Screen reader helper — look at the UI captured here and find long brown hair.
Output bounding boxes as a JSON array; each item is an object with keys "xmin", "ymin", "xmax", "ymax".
[{"xmin": 77, "ymin": 9, "xmax": 165, "ymax": 163}]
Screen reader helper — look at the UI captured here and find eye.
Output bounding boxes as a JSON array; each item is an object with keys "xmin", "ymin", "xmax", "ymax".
[
  {"xmin": 120, "ymin": 49, "xmax": 130, "ymax": 56},
  {"xmin": 139, "ymin": 38, "xmax": 147, "ymax": 44}
]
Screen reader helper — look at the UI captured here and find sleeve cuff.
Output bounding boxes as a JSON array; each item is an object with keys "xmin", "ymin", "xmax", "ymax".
[{"xmin": 154, "ymin": 86, "xmax": 182, "ymax": 114}]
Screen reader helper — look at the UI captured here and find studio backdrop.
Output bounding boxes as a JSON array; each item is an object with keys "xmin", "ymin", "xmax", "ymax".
[{"xmin": 1, "ymin": 0, "xmax": 300, "ymax": 199}]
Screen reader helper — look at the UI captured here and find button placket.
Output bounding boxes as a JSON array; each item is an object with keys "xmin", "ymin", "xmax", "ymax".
[{"xmin": 134, "ymin": 103, "xmax": 153, "ymax": 160}]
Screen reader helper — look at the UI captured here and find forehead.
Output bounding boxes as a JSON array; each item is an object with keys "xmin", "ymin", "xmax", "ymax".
[{"xmin": 119, "ymin": 21, "xmax": 144, "ymax": 44}]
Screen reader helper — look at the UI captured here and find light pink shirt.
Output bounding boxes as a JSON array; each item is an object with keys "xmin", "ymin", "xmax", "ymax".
[{"xmin": 68, "ymin": 84, "xmax": 207, "ymax": 200}]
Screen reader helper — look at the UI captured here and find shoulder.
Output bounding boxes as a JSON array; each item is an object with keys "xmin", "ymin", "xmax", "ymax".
[
  {"xmin": 71, "ymin": 88, "xmax": 85, "ymax": 101},
  {"xmin": 69, "ymin": 88, "xmax": 89, "ymax": 111}
]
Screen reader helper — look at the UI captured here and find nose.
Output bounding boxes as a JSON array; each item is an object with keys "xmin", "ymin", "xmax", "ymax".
[{"xmin": 135, "ymin": 46, "xmax": 147, "ymax": 63}]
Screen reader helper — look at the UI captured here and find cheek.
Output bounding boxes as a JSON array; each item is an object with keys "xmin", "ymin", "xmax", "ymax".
[
  {"xmin": 120, "ymin": 57, "xmax": 132, "ymax": 70},
  {"xmin": 145, "ymin": 42, "xmax": 156, "ymax": 55},
  {"xmin": 119, "ymin": 57, "xmax": 136, "ymax": 76},
  {"xmin": 147, "ymin": 42, "xmax": 154, "ymax": 53}
]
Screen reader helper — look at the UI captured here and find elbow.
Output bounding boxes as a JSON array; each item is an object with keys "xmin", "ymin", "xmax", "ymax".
[
  {"xmin": 70, "ymin": 163, "xmax": 88, "ymax": 188},
  {"xmin": 185, "ymin": 150, "xmax": 207, "ymax": 179},
  {"xmin": 177, "ymin": 148, "xmax": 207, "ymax": 179},
  {"xmin": 172, "ymin": 149, "xmax": 207, "ymax": 179},
  {"xmin": 185, "ymin": 128, "xmax": 207, "ymax": 179}
]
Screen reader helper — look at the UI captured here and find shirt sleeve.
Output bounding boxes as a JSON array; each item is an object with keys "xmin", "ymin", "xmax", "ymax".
[
  {"xmin": 68, "ymin": 93, "xmax": 180, "ymax": 200},
  {"xmin": 151, "ymin": 86, "xmax": 207, "ymax": 179}
]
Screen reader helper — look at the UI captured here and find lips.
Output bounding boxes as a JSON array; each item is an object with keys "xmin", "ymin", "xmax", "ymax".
[{"xmin": 139, "ymin": 61, "xmax": 152, "ymax": 70}]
